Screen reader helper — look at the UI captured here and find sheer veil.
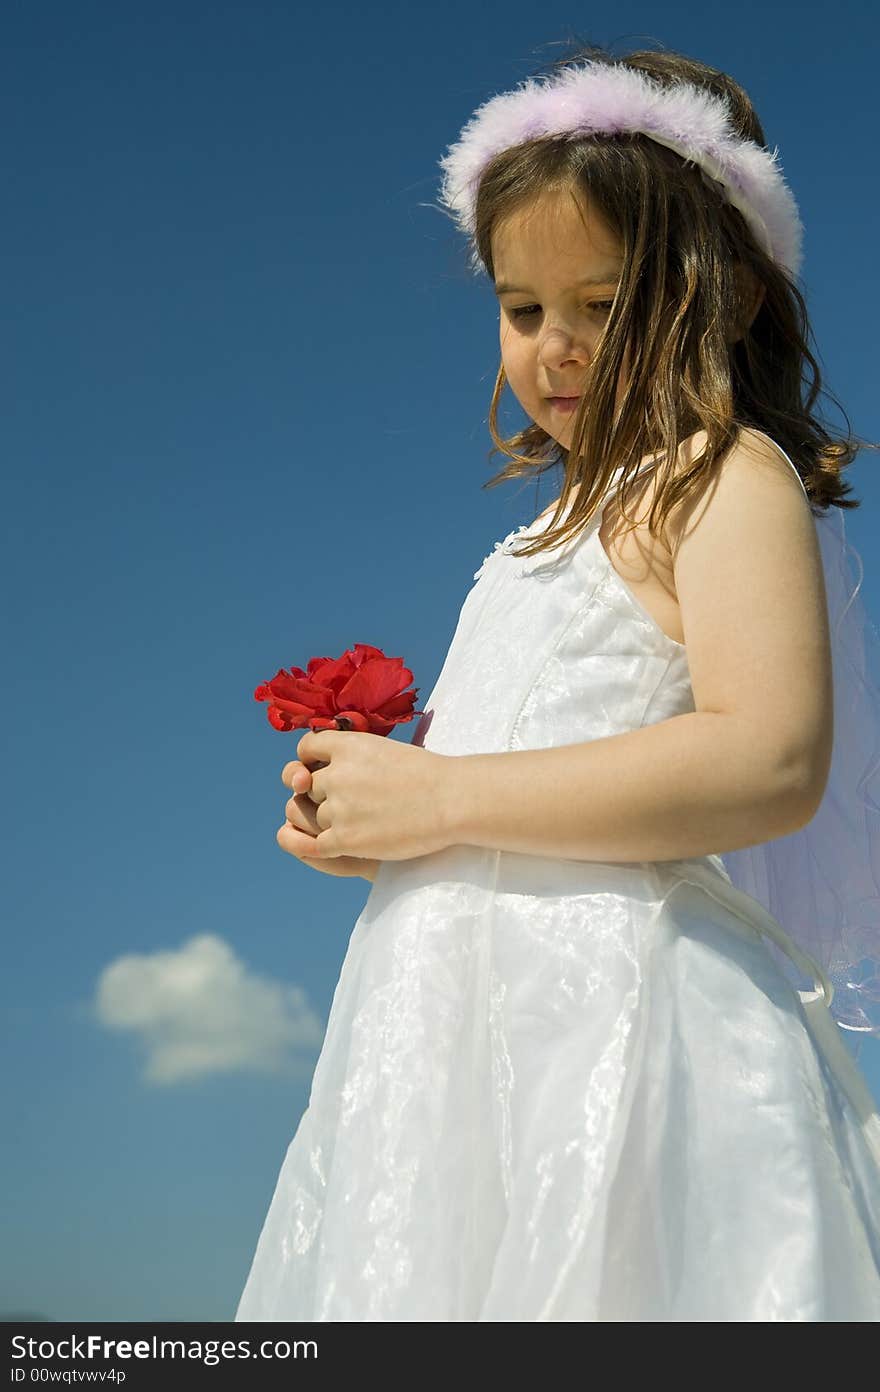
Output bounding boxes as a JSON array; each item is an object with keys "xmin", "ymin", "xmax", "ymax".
[{"xmin": 721, "ymin": 495, "xmax": 880, "ymax": 1055}]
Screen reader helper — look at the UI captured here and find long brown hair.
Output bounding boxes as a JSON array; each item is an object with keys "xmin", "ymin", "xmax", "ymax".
[{"xmin": 447, "ymin": 40, "xmax": 878, "ymax": 558}]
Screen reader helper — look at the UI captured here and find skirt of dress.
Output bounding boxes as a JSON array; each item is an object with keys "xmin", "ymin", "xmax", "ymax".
[{"xmin": 234, "ymin": 847, "xmax": 880, "ymax": 1322}]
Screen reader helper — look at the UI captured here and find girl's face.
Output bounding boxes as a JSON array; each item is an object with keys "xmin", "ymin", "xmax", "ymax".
[{"xmin": 493, "ymin": 189, "xmax": 630, "ymax": 447}]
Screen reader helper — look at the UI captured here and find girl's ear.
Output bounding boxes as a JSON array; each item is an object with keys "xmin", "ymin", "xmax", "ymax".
[{"xmin": 729, "ymin": 262, "xmax": 767, "ymax": 342}]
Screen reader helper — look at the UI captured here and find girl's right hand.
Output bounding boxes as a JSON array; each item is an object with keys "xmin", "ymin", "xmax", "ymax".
[{"xmin": 281, "ymin": 760, "xmax": 380, "ymax": 883}]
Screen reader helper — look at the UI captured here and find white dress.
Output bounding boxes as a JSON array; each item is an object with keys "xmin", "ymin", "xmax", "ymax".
[{"xmin": 236, "ymin": 438, "xmax": 880, "ymax": 1322}]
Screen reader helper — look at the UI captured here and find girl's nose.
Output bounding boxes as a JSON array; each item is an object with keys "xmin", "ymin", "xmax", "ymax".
[{"xmin": 538, "ymin": 325, "xmax": 590, "ymax": 370}]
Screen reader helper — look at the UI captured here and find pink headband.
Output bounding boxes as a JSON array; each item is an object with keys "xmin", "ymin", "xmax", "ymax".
[{"xmin": 437, "ymin": 59, "xmax": 804, "ymax": 277}]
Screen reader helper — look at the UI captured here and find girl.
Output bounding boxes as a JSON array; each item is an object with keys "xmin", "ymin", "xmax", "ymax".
[{"xmin": 236, "ymin": 44, "xmax": 880, "ymax": 1321}]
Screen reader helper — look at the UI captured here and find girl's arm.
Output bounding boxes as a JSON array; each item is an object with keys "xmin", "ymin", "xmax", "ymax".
[
  {"xmin": 445, "ymin": 436, "xmax": 833, "ymax": 864},
  {"xmin": 447, "ymin": 711, "xmax": 818, "ymax": 862}
]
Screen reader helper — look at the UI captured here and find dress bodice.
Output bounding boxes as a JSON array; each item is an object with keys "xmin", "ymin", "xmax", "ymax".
[{"xmin": 413, "ymin": 459, "xmax": 693, "ymax": 760}]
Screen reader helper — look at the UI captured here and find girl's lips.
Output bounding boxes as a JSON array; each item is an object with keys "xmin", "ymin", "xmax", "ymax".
[{"xmin": 548, "ymin": 396, "xmax": 581, "ymax": 413}]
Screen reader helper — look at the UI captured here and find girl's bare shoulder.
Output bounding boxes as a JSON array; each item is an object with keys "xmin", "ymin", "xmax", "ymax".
[
  {"xmin": 661, "ymin": 426, "xmax": 809, "ymax": 557},
  {"xmin": 666, "ymin": 426, "xmax": 831, "ymax": 798}
]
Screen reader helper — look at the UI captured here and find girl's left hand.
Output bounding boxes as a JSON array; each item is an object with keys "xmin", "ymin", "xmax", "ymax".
[{"xmin": 278, "ymin": 729, "xmax": 458, "ymax": 863}]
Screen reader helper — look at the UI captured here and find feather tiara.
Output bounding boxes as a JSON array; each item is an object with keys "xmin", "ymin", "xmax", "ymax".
[{"xmin": 437, "ymin": 60, "xmax": 804, "ymax": 278}]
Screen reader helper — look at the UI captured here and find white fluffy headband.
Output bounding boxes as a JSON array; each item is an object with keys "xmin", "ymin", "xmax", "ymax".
[{"xmin": 437, "ymin": 60, "xmax": 804, "ymax": 278}]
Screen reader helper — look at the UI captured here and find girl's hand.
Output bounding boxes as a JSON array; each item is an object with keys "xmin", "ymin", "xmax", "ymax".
[
  {"xmin": 280, "ymin": 730, "xmax": 457, "ymax": 863},
  {"xmin": 277, "ymin": 760, "xmax": 380, "ymax": 882}
]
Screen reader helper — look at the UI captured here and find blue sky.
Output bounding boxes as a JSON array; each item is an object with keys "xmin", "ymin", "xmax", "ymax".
[{"xmin": 3, "ymin": 2, "xmax": 879, "ymax": 1322}]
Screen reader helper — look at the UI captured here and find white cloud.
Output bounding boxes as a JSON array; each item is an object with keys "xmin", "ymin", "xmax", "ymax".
[{"xmin": 93, "ymin": 933, "xmax": 326, "ymax": 1085}]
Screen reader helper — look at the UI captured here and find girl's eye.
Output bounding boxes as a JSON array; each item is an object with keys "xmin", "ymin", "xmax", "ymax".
[{"xmin": 510, "ymin": 300, "xmax": 615, "ymax": 321}]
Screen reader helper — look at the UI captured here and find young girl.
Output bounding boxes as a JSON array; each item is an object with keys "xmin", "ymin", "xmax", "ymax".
[{"xmin": 236, "ymin": 44, "xmax": 880, "ymax": 1321}]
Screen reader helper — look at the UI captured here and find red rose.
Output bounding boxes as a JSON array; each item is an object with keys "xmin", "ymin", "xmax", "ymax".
[{"xmin": 254, "ymin": 642, "xmax": 423, "ymax": 735}]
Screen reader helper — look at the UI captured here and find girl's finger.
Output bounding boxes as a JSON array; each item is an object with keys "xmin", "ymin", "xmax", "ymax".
[
  {"xmin": 281, "ymin": 760, "xmax": 313, "ymax": 793},
  {"xmin": 277, "ymin": 821, "xmax": 330, "ymax": 858},
  {"xmin": 285, "ymin": 791, "xmax": 321, "ymax": 835}
]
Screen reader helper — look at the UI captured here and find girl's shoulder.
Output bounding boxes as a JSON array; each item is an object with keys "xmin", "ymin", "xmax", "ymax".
[
  {"xmin": 661, "ymin": 426, "xmax": 810, "ymax": 558},
  {"xmin": 664, "ymin": 424, "xmax": 830, "ymax": 799}
]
